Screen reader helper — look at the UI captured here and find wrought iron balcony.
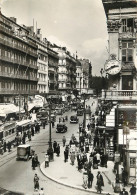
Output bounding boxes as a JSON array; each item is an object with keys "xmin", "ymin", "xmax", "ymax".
[
  {"xmin": 101, "ymin": 89, "xmax": 137, "ymax": 101},
  {"xmin": 0, "ymin": 71, "xmax": 38, "ymax": 81},
  {"xmin": 0, "ymin": 55, "xmax": 38, "ymax": 69}
]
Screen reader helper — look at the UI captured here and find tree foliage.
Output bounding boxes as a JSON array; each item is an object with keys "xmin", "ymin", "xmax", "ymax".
[{"xmin": 90, "ymin": 76, "xmax": 108, "ymax": 95}]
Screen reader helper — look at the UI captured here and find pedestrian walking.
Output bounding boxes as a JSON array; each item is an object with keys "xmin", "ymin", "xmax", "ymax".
[
  {"xmin": 121, "ymin": 168, "xmax": 128, "ymax": 186},
  {"xmin": 39, "ymin": 188, "xmax": 44, "ymax": 195},
  {"xmin": 96, "ymin": 152, "xmax": 101, "ymax": 165},
  {"xmin": 88, "ymin": 170, "xmax": 94, "ymax": 188},
  {"xmin": 129, "ymin": 184, "xmax": 136, "ymax": 195},
  {"xmin": 31, "ymin": 125, "xmax": 35, "ymax": 136},
  {"xmin": 45, "ymin": 153, "xmax": 49, "ymax": 167},
  {"xmin": 32, "ymin": 155, "xmax": 36, "ymax": 170},
  {"xmin": 34, "ymin": 174, "xmax": 39, "ymax": 190},
  {"xmin": 62, "ymin": 136, "xmax": 66, "ymax": 147},
  {"xmin": 42, "ymin": 120, "xmax": 46, "ymax": 129},
  {"xmin": 51, "ymin": 121, "xmax": 54, "ymax": 128},
  {"xmin": 7, "ymin": 141, "xmax": 11, "ymax": 152},
  {"xmin": 64, "ymin": 149, "xmax": 68, "ymax": 163},
  {"xmin": 56, "ymin": 144, "xmax": 60, "ymax": 156},
  {"xmin": 53, "ymin": 141, "xmax": 57, "ymax": 153},
  {"xmin": 34, "ymin": 154, "xmax": 39, "ymax": 167},
  {"xmin": 83, "ymin": 171, "xmax": 88, "ymax": 189},
  {"xmin": 96, "ymin": 171, "xmax": 104, "ymax": 193},
  {"xmin": 4, "ymin": 140, "xmax": 7, "ymax": 152},
  {"xmin": 27, "ymin": 129, "xmax": 32, "ymax": 141},
  {"xmin": 70, "ymin": 151, "xmax": 75, "ymax": 165},
  {"xmin": 22, "ymin": 135, "xmax": 26, "ymax": 144}
]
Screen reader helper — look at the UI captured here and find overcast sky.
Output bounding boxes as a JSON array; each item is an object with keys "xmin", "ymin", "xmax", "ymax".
[{"xmin": 0, "ymin": 0, "xmax": 109, "ymax": 75}]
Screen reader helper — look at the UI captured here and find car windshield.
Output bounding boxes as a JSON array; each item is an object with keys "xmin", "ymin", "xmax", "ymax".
[{"xmin": 71, "ymin": 116, "xmax": 77, "ymax": 119}]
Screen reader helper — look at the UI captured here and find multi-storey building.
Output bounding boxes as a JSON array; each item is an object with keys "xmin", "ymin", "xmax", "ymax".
[
  {"xmin": 35, "ymin": 29, "xmax": 49, "ymax": 94},
  {"xmin": 79, "ymin": 59, "xmax": 92, "ymax": 92},
  {"xmin": 102, "ymin": 0, "xmax": 137, "ymax": 181},
  {"xmin": 0, "ymin": 10, "xmax": 38, "ymax": 105},
  {"xmin": 47, "ymin": 42, "xmax": 58, "ymax": 95},
  {"xmin": 52, "ymin": 46, "xmax": 77, "ymax": 95},
  {"xmin": 76, "ymin": 60, "xmax": 83, "ymax": 94}
]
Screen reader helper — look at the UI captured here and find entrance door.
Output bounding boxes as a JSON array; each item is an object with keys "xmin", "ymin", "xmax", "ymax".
[{"xmin": 122, "ymin": 75, "xmax": 133, "ymax": 90}]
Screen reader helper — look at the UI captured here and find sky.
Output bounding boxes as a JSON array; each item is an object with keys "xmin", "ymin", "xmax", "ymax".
[{"xmin": 0, "ymin": 0, "xmax": 109, "ymax": 75}]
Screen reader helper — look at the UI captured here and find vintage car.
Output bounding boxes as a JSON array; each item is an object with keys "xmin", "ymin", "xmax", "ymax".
[
  {"xmin": 56, "ymin": 123, "xmax": 67, "ymax": 133},
  {"xmin": 77, "ymin": 109, "xmax": 84, "ymax": 116},
  {"xmin": 70, "ymin": 115, "xmax": 79, "ymax": 123},
  {"xmin": 16, "ymin": 144, "xmax": 33, "ymax": 161}
]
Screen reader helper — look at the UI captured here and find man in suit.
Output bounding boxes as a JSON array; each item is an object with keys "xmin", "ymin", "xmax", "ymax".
[{"xmin": 88, "ymin": 170, "xmax": 94, "ymax": 188}]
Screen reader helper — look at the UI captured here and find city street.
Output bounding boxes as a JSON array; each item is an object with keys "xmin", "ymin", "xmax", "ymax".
[{"xmin": 0, "ymin": 98, "xmax": 98, "ymax": 195}]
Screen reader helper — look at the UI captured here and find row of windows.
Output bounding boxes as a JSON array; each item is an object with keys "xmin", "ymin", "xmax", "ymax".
[
  {"xmin": 122, "ymin": 42, "xmax": 133, "ymax": 62},
  {"xmin": 122, "ymin": 18, "xmax": 134, "ymax": 33},
  {"xmin": 38, "ymin": 53, "xmax": 47, "ymax": 62},
  {"xmin": 38, "ymin": 85, "xmax": 47, "ymax": 91},
  {"xmin": 0, "ymin": 81, "xmax": 37, "ymax": 90},
  {"xmin": 38, "ymin": 73, "xmax": 48, "ymax": 81},
  {"xmin": 38, "ymin": 63, "xmax": 48, "ymax": 71},
  {"xmin": 0, "ymin": 49, "xmax": 37, "ymax": 66},
  {"xmin": 0, "ymin": 65, "xmax": 37, "ymax": 78},
  {"xmin": 1, "ymin": 34, "xmax": 36, "ymax": 53}
]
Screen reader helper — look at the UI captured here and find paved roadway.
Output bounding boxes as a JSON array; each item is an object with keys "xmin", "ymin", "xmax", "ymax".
[{"xmin": 0, "ymin": 97, "xmax": 98, "ymax": 195}]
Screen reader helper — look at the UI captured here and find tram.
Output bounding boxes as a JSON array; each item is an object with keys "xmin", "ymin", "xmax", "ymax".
[{"xmin": 0, "ymin": 121, "xmax": 16, "ymax": 144}]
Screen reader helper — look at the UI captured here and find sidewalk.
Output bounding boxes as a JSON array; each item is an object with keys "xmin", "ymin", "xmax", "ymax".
[{"xmin": 40, "ymin": 145, "xmax": 132, "ymax": 195}]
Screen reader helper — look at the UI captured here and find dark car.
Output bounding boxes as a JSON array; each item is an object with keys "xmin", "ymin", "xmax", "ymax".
[
  {"xmin": 56, "ymin": 123, "xmax": 67, "ymax": 133},
  {"xmin": 70, "ymin": 115, "xmax": 79, "ymax": 123}
]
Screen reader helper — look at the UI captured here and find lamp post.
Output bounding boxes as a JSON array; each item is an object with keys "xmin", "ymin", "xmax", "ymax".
[
  {"xmin": 114, "ymin": 104, "xmax": 120, "ymax": 184},
  {"xmin": 83, "ymin": 93, "xmax": 86, "ymax": 129},
  {"xmin": 47, "ymin": 101, "xmax": 54, "ymax": 161}
]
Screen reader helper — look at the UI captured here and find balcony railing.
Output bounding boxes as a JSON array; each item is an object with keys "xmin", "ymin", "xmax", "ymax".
[
  {"xmin": 0, "ymin": 25, "xmax": 37, "ymax": 49},
  {"xmin": 0, "ymin": 71, "xmax": 38, "ymax": 81},
  {"xmin": 0, "ymin": 88, "xmax": 38, "ymax": 95},
  {"xmin": 0, "ymin": 55, "xmax": 38, "ymax": 69},
  {"xmin": 102, "ymin": 89, "xmax": 137, "ymax": 101},
  {"xmin": 0, "ymin": 38, "xmax": 37, "ymax": 57}
]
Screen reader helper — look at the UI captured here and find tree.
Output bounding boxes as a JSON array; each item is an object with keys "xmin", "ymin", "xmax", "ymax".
[{"xmin": 90, "ymin": 76, "xmax": 108, "ymax": 95}]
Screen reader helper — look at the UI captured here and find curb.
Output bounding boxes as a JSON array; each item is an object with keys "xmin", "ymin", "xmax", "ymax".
[{"xmin": 40, "ymin": 162, "xmax": 115, "ymax": 195}]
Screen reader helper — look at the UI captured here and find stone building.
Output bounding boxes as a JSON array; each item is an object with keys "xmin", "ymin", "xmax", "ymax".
[
  {"xmin": 79, "ymin": 59, "xmax": 92, "ymax": 93},
  {"xmin": 52, "ymin": 46, "xmax": 77, "ymax": 95},
  {"xmin": 35, "ymin": 29, "xmax": 49, "ymax": 94},
  {"xmin": 76, "ymin": 59, "xmax": 83, "ymax": 94},
  {"xmin": 102, "ymin": 0, "xmax": 137, "ymax": 181},
  {"xmin": 0, "ymin": 10, "xmax": 38, "ymax": 104},
  {"xmin": 47, "ymin": 42, "xmax": 59, "ymax": 95}
]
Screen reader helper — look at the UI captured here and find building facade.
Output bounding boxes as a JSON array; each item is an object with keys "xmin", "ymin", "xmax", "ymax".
[
  {"xmin": 79, "ymin": 59, "xmax": 92, "ymax": 92},
  {"xmin": 76, "ymin": 60, "xmax": 83, "ymax": 94},
  {"xmin": 0, "ymin": 10, "xmax": 38, "ymax": 105},
  {"xmin": 102, "ymin": 0, "xmax": 137, "ymax": 180},
  {"xmin": 35, "ymin": 30, "xmax": 49, "ymax": 94},
  {"xmin": 47, "ymin": 42, "xmax": 58, "ymax": 95}
]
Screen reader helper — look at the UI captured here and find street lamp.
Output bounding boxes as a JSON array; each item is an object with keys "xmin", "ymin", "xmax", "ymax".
[
  {"xmin": 47, "ymin": 101, "xmax": 54, "ymax": 161},
  {"xmin": 83, "ymin": 93, "xmax": 86, "ymax": 129}
]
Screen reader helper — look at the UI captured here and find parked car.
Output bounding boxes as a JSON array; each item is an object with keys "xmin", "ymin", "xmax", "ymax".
[
  {"xmin": 70, "ymin": 115, "xmax": 79, "ymax": 123},
  {"xmin": 56, "ymin": 123, "xmax": 68, "ymax": 133}
]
